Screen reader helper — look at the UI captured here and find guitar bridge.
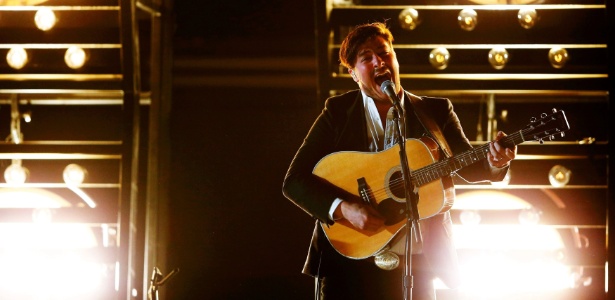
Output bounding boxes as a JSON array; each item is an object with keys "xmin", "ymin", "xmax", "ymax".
[{"xmin": 357, "ymin": 177, "xmax": 373, "ymax": 206}]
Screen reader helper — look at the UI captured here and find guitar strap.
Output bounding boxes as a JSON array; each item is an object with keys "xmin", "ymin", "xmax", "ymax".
[{"xmin": 407, "ymin": 93, "xmax": 454, "ymax": 158}]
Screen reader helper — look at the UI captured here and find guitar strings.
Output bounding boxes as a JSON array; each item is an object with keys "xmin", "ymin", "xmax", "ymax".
[{"xmin": 357, "ymin": 130, "xmax": 526, "ymax": 202}]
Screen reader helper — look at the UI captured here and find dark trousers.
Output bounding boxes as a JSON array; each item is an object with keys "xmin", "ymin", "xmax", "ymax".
[{"xmin": 315, "ymin": 254, "xmax": 436, "ymax": 300}]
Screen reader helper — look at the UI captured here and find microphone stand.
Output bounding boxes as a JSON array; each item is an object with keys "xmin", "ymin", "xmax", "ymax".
[{"xmin": 391, "ymin": 103, "xmax": 423, "ymax": 300}]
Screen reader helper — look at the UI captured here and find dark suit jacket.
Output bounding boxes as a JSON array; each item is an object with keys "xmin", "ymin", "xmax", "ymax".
[{"xmin": 282, "ymin": 90, "xmax": 508, "ymax": 288}]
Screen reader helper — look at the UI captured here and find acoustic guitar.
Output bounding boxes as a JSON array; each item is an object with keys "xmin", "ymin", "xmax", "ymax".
[{"xmin": 313, "ymin": 108, "xmax": 570, "ymax": 259}]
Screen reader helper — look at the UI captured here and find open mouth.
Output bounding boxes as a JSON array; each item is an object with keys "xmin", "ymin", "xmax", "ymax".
[{"xmin": 374, "ymin": 72, "xmax": 391, "ymax": 87}]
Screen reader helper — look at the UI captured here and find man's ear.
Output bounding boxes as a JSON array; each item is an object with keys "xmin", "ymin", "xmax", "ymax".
[{"xmin": 349, "ymin": 69, "xmax": 358, "ymax": 82}]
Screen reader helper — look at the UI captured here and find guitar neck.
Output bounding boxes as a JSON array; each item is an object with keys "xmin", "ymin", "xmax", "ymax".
[{"xmin": 412, "ymin": 130, "xmax": 524, "ymax": 187}]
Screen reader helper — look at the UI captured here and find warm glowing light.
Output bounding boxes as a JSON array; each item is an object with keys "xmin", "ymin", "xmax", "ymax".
[
  {"xmin": 549, "ymin": 164, "xmax": 571, "ymax": 187},
  {"xmin": 64, "ymin": 46, "xmax": 88, "ymax": 69},
  {"xmin": 0, "ymin": 250, "xmax": 108, "ymax": 298},
  {"xmin": 0, "ymin": 186, "xmax": 108, "ymax": 299},
  {"xmin": 63, "ymin": 163, "xmax": 87, "ymax": 185},
  {"xmin": 34, "ymin": 7, "xmax": 57, "ymax": 31},
  {"xmin": 69, "ymin": 186, "xmax": 97, "ymax": 208},
  {"xmin": 518, "ymin": 209, "xmax": 541, "ymax": 225},
  {"xmin": 488, "ymin": 47, "xmax": 509, "ymax": 70},
  {"xmin": 22, "ymin": 111, "xmax": 32, "ymax": 123},
  {"xmin": 548, "ymin": 47, "xmax": 569, "ymax": 69},
  {"xmin": 6, "ymin": 47, "xmax": 28, "ymax": 70},
  {"xmin": 437, "ymin": 190, "xmax": 580, "ymax": 296},
  {"xmin": 453, "ymin": 190, "xmax": 531, "ymax": 210},
  {"xmin": 457, "ymin": 9, "xmax": 478, "ymax": 31},
  {"xmin": 4, "ymin": 160, "xmax": 28, "ymax": 185},
  {"xmin": 454, "ymin": 225, "xmax": 565, "ymax": 250},
  {"xmin": 459, "ymin": 210, "xmax": 481, "ymax": 225},
  {"xmin": 517, "ymin": 8, "xmax": 538, "ymax": 29},
  {"xmin": 0, "ymin": 188, "xmax": 68, "ymax": 208},
  {"xmin": 456, "ymin": 253, "xmax": 573, "ymax": 292},
  {"xmin": 32, "ymin": 207, "xmax": 53, "ymax": 223},
  {"xmin": 398, "ymin": 8, "xmax": 421, "ymax": 31},
  {"xmin": 0, "ymin": 223, "xmax": 98, "ymax": 248},
  {"xmin": 428, "ymin": 47, "xmax": 450, "ymax": 70}
]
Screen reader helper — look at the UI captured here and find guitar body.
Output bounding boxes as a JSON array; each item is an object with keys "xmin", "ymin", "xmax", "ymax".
[
  {"xmin": 314, "ymin": 137, "xmax": 455, "ymax": 259},
  {"xmin": 311, "ymin": 108, "xmax": 570, "ymax": 259}
]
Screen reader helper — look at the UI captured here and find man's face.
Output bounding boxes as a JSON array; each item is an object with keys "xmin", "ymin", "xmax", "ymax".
[{"xmin": 348, "ymin": 35, "xmax": 400, "ymax": 104}]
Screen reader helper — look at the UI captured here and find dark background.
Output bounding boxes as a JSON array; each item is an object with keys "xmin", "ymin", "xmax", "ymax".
[{"xmin": 168, "ymin": 1, "xmax": 320, "ymax": 299}]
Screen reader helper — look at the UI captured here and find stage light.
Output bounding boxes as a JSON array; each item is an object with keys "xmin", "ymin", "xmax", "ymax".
[
  {"xmin": 459, "ymin": 210, "xmax": 481, "ymax": 225},
  {"xmin": 34, "ymin": 7, "xmax": 57, "ymax": 31},
  {"xmin": 6, "ymin": 47, "xmax": 28, "ymax": 70},
  {"xmin": 32, "ymin": 208, "xmax": 53, "ymax": 223},
  {"xmin": 488, "ymin": 47, "xmax": 509, "ymax": 70},
  {"xmin": 63, "ymin": 164, "xmax": 96, "ymax": 208},
  {"xmin": 398, "ymin": 8, "xmax": 420, "ymax": 31},
  {"xmin": 548, "ymin": 165, "xmax": 571, "ymax": 187},
  {"xmin": 428, "ymin": 47, "xmax": 450, "ymax": 70},
  {"xmin": 517, "ymin": 8, "xmax": 538, "ymax": 29},
  {"xmin": 443, "ymin": 191, "xmax": 580, "ymax": 296},
  {"xmin": 519, "ymin": 209, "xmax": 541, "ymax": 225},
  {"xmin": 4, "ymin": 160, "xmax": 29, "ymax": 185},
  {"xmin": 457, "ymin": 8, "xmax": 478, "ymax": 31},
  {"xmin": 64, "ymin": 46, "xmax": 88, "ymax": 69},
  {"xmin": 22, "ymin": 111, "xmax": 32, "ymax": 123},
  {"xmin": 63, "ymin": 164, "xmax": 87, "ymax": 185},
  {"xmin": 548, "ymin": 47, "xmax": 569, "ymax": 69}
]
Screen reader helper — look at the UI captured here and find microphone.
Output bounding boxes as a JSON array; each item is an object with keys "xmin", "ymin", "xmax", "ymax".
[{"xmin": 380, "ymin": 80, "xmax": 400, "ymax": 106}]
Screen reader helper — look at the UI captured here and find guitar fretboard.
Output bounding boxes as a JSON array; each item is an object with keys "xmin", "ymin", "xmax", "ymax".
[{"xmin": 411, "ymin": 130, "xmax": 525, "ymax": 187}]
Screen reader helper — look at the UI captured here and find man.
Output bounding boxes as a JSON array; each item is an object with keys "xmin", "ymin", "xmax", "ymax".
[{"xmin": 282, "ymin": 22, "xmax": 516, "ymax": 299}]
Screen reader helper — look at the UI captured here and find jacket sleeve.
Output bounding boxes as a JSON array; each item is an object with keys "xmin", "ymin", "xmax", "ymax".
[
  {"xmin": 282, "ymin": 97, "xmax": 357, "ymax": 225},
  {"xmin": 427, "ymin": 97, "xmax": 509, "ymax": 183}
]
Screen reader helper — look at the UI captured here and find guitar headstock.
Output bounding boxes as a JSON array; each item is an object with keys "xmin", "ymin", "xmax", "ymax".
[{"xmin": 523, "ymin": 108, "xmax": 570, "ymax": 144}]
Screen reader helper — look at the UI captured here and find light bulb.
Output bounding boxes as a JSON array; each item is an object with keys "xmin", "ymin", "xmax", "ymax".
[
  {"xmin": 32, "ymin": 208, "xmax": 53, "ymax": 223},
  {"xmin": 398, "ymin": 8, "xmax": 420, "ymax": 31},
  {"xmin": 518, "ymin": 209, "xmax": 541, "ymax": 225},
  {"xmin": 34, "ymin": 8, "xmax": 57, "ymax": 31},
  {"xmin": 459, "ymin": 210, "xmax": 481, "ymax": 225},
  {"xmin": 429, "ymin": 47, "xmax": 450, "ymax": 70},
  {"xmin": 548, "ymin": 47, "xmax": 569, "ymax": 69},
  {"xmin": 488, "ymin": 47, "xmax": 509, "ymax": 70},
  {"xmin": 4, "ymin": 162, "xmax": 28, "ymax": 185},
  {"xmin": 6, "ymin": 47, "xmax": 28, "ymax": 70},
  {"xmin": 64, "ymin": 46, "xmax": 88, "ymax": 69},
  {"xmin": 63, "ymin": 163, "xmax": 87, "ymax": 185},
  {"xmin": 458, "ymin": 9, "xmax": 477, "ymax": 31},
  {"xmin": 548, "ymin": 165, "xmax": 571, "ymax": 187},
  {"xmin": 517, "ymin": 8, "xmax": 538, "ymax": 29}
]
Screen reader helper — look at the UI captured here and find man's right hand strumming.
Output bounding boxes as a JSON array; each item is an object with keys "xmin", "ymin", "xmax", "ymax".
[{"xmin": 333, "ymin": 201, "xmax": 385, "ymax": 232}]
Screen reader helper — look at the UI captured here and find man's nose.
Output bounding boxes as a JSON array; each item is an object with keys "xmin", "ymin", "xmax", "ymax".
[{"xmin": 373, "ymin": 56, "xmax": 384, "ymax": 68}]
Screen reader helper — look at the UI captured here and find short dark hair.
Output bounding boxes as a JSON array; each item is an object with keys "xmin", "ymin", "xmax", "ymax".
[{"xmin": 338, "ymin": 22, "xmax": 394, "ymax": 69}]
